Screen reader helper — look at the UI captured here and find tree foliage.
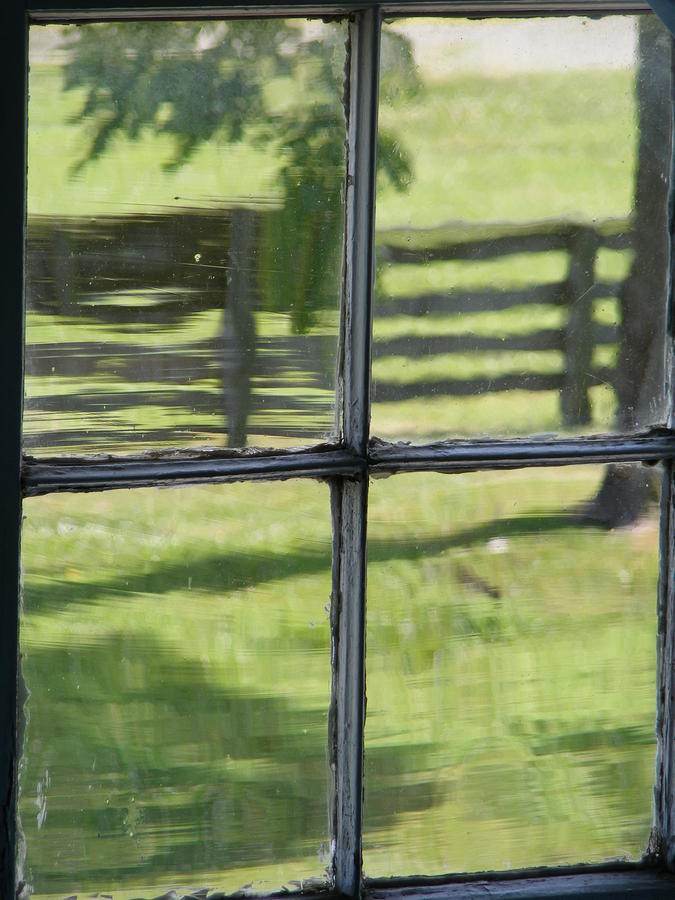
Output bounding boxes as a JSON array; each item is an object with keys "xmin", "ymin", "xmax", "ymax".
[{"xmin": 63, "ymin": 20, "xmax": 419, "ymax": 333}]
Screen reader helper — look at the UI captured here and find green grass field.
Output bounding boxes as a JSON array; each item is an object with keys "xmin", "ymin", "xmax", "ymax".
[
  {"xmin": 19, "ymin": 19, "xmax": 665, "ymax": 899},
  {"xmin": 20, "ymin": 469, "xmax": 660, "ymax": 896}
]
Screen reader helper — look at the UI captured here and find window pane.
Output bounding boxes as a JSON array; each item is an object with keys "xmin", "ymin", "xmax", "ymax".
[
  {"xmin": 373, "ymin": 15, "xmax": 670, "ymax": 442},
  {"xmin": 25, "ymin": 20, "xmax": 346, "ymax": 455},
  {"xmin": 19, "ymin": 481, "xmax": 332, "ymax": 897},
  {"xmin": 364, "ymin": 466, "xmax": 659, "ymax": 875}
]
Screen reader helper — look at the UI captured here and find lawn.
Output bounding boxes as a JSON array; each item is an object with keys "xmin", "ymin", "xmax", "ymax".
[
  {"xmin": 20, "ymin": 468, "xmax": 660, "ymax": 896},
  {"xmin": 363, "ymin": 467, "xmax": 658, "ymax": 876}
]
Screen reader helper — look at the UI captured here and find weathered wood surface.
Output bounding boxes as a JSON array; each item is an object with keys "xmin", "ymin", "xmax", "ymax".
[
  {"xmin": 333, "ymin": 11, "xmax": 380, "ymax": 895},
  {"xmin": 365, "ymin": 870, "xmax": 675, "ymax": 899},
  {"xmin": 22, "ymin": 444, "xmax": 365, "ymax": 495},
  {"xmin": 368, "ymin": 430, "xmax": 675, "ymax": 471}
]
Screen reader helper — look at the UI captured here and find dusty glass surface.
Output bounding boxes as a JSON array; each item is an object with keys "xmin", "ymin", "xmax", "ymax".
[
  {"xmin": 363, "ymin": 466, "xmax": 659, "ymax": 875},
  {"xmin": 25, "ymin": 20, "xmax": 346, "ymax": 455},
  {"xmin": 19, "ymin": 481, "xmax": 332, "ymax": 898},
  {"xmin": 373, "ymin": 15, "xmax": 670, "ymax": 442}
]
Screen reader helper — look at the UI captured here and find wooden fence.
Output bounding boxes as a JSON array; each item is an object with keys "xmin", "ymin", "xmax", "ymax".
[
  {"xmin": 375, "ymin": 218, "xmax": 631, "ymax": 427},
  {"xmin": 25, "ymin": 211, "xmax": 632, "ymax": 448}
]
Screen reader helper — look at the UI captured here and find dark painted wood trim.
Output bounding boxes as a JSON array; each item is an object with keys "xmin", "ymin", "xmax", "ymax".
[
  {"xmin": 24, "ymin": 431, "xmax": 675, "ymax": 495},
  {"xmin": 0, "ymin": 4, "xmax": 26, "ymax": 897},
  {"xmin": 365, "ymin": 871, "xmax": 675, "ymax": 899},
  {"xmin": 656, "ymin": 462, "xmax": 675, "ymax": 866},
  {"xmin": 334, "ymin": 9, "xmax": 380, "ymax": 895},
  {"xmin": 368, "ymin": 431, "xmax": 675, "ymax": 473},
  {"xmin": 657, "ymin": 33, "xmax": 675, "ymax": 869},
  {"xmin": 25, "ymin": 0, "xmax": 652, "ymax": 21},
  {"xmin": 23, "ymin": 447, "xmax": 366, "ymax": 495}
]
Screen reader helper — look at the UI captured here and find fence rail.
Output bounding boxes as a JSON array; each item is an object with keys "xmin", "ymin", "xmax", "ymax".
[
  {"xmin": 25, "ymin": 211, "xmax": 632, "ymax": 448},
  {"xmin": 375, "ymin": 218, "xmax": 630, "ymax": 426}
]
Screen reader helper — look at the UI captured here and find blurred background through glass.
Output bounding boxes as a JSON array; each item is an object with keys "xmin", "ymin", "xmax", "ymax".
[
  {"xmin": 25, "ymin": 20, "xmax": 347, "ymax": 455},
  {"xmin": 373, "ymin": 15, "xmax": 671, "ymax": 444}
]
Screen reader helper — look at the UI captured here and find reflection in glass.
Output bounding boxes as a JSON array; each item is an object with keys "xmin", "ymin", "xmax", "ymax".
[
  {"xmin": 373, "ymin": 16, "xmax": 670, "ymax": 442},
  {"xmin": 25, "ymin": 21, "xmax": 346, "ymax": 454},
  {"xmin": 19, "ymin": 481, "xmax": 332, "ymax": 897},
  {"xmin": 364, "ymin": 466, "xmax": 659, "ymax": 875}
]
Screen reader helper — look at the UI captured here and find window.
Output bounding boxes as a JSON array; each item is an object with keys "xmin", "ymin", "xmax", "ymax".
[{"xmin": 3, "ymin": 1, "xmax": 675, "ymax": 898}]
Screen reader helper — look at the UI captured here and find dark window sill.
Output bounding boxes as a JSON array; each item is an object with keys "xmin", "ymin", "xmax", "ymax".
[{"xmin": 365, "ymin": 871, "xmax": 675, "ymax": 899}]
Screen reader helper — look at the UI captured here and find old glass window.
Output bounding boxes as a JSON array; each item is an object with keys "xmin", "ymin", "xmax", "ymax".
[{"xmin": 4, "ymin": 2, "xmax": 675, "ymax": 899}]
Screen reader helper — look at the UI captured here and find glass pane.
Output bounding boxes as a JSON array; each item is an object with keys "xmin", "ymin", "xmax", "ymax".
[
  {"xmin": 19, "ymin": 481, "xmax": 332, "ymax": 898},
  {"xmin": 373, "ymin": 15, "xmax": 670, "ymax": 442},
  {"xmin": 364, "ymin": 466, "xmax": 659, "ymax": 875},
  {"xmin": 25, "ymin": 20, "xmax": 346, "ymax": 455}
]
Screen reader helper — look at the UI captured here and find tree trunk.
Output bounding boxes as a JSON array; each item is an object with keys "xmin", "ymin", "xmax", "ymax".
[
  {"xmin": 614, "ymin": 15, "xmax": 671, "ymax": 433},
  {"xmin": 223, "ymin": 208, "xmax": 257, "ymax": 448},
  {"xmin": 586, "ymin": 16, "xmax": 671, "ymax": 527}
]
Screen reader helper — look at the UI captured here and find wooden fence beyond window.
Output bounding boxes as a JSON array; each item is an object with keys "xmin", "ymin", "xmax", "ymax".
[
  {"xmin": 25, "ymin": 212, "xmax": 632, "ymax": 449},
  {"xmin": 375, "ymin": 218, "xmax": 632, "ymax": 427}
]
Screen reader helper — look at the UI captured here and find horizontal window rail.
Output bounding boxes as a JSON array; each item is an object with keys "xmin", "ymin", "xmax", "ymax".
[
  {"xmin": 23, "ymin": 429, "xmax": 675, "ymax": 494},
  {"xmin": 365, "ymin": 870, "xmax": 675, "ymax": 899},
  {"xmin": 27, "ymin": 1, "xmax": 653, "ymax": 23},
  {"xmin": 22, "ymin": 445, "xmax": 365, "ymax": 495},
  {"xmin": 368, "ymin": 429, "xmax": 675, "ymax": 472}
]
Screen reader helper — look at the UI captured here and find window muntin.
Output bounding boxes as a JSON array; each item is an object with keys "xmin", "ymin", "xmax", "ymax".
[{"xmin": 11, "ymin": 4, "xmax": 675, "ymax": 900}]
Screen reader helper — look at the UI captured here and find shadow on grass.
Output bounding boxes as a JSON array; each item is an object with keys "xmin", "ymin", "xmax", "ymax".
[
  {"xmin": 20, "ymin": 631, "xmax": 441, "ymax": 893},
  {"xmin": 27, "ymin": 623, "xmax": 652, "ymax": 895},
  {"xmin": 20, "ymin": 507, "xmax": 654, "ymax": 894},
  {"xmin": 24, "ymin": 512, "xmax": 583, "ymax": 615}
]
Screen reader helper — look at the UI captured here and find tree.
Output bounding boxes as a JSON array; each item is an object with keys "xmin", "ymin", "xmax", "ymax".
[
  {"xmin": 63, "ymin": 20, "xmax": 416, "ymax": 445},
  {"xmin": 585, "ymin": 15, "xmax": 671, "ymax": 527}
]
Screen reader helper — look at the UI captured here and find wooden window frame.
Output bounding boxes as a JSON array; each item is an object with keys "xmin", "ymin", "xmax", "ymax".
[{"xmin": 4, "ymin": 2, "xmax": 675, "ymax": 897}]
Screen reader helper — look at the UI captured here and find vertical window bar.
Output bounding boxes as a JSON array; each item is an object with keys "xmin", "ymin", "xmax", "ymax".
[
  {"xmin": 657, "ymin": 462, "xmax": 675, "ymax": 867},
  {"xmin": 658, "ymin": 38, "xmax": 675, "ymax": 870},
  {"xmin": 331, "ymin": 476, "xmax": 369, "ymax": 895},
  {"xmin": 666, "ymin": 42, "xmax": 675, "ymax": 436},
  {"xmin": 333, "ymin": 7, "xmax": 380, "ymax": 897},
  {"xmin": 0, "ymin": 4, "xmax": 26, "ymax": 898},
  {"xmin": 342, "ymin": 6, "xmax": 380, "ymax": 456}
]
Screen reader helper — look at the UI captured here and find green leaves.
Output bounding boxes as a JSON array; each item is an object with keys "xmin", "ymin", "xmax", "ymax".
[
  {"xmin": 63, "ymin": 20, "xmax": 417, "ymax": 331},
  {"xmin": 65, "ymin": 21, "xmax": 297, "ymax": 170}
]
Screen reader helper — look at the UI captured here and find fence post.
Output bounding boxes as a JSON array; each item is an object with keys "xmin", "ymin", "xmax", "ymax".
[
  {"xmin": 561, "ymin": 225, "xmax": 599, "ymax": 427},
  {"xmin": 223, "ymin": 208, "xmax": 257, "ymax": 447}
]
